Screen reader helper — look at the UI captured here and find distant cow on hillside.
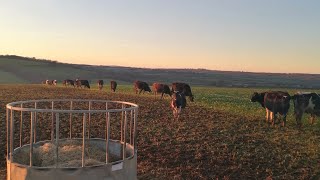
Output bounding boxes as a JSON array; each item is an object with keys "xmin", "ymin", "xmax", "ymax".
[
  {"xmin": 110, "ymin": 81, "xmax": 117, "ymax": 92},
  {"xmin": 292, "ymin": 92, "xmax": 320, "ymax": 127},
  {"xmin": 170, "ymin": 91, "xmax": 187, "ymax": 119},
  {"xmin": 251, "ymin": 91, "xmax": 291, "ymax": 127},
  {"xmin": 171, "ymin": 82, "xmax": 194, "ymax": 102},
  {"xmin": 63, "ymin": 79, "xmax": 75, "ymax": 87},
  {"xmin": 133, "ymin": 81, "xmax": 151, "ymax": 94},
  {"xmin": 75, "ymin": 79, "xmax": 90, "ymax": 89},
  {"xmin": 97, "ymin": 80, "xmax": 104, "ymax": 90},
  {"xmin": 152, "ymin": 83, "xmax": 172, "ymax": 99},
  {"xmin": 46, "ymin": 80, "xmax": 57, "ymax": 86}
]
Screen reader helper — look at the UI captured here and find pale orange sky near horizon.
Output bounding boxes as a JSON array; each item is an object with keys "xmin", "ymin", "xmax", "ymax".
[{"xmin": 1, "ymin": 0, "xmax": 320, "ymax": 74}]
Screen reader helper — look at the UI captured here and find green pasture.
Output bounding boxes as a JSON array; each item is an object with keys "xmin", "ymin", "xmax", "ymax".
[
  {"xmin": 193, "ymin": 87, "xmax": 320, "ymax": 127},
  {"xmin": 58, "ymin": 83, "xmax": 320, "ymax": 127},
  {"xmin": 2, "ymin": 84, "xmax": 320, "ymax": 179}
]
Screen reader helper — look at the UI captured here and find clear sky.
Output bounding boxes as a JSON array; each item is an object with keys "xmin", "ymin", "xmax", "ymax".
[{"xmin": 1, "ymin": 0, "xmax": 320, "ymax": 74}]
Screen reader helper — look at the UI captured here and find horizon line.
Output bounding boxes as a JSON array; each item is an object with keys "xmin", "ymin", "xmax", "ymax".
[{"xmin": 1, "ymin": 54, "xmax": 319, "ymax": 75}]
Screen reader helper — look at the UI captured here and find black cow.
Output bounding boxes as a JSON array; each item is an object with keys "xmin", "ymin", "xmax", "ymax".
[
  {"xmin": 171, "ymin": 82, "xmax": 194, "ymax": 102},
  {"xmin": 134, "ymin": 81, "xmax": 151, "ymax": 94},
  {"xmin": 97, "ymin": 80, "xmax": 104, "ymax": 90},
  {"xmin": 63, "ymin": 79, "xmax": 75, "ymax": 87},
  {"xmin": 292, "ymin": 92, "xmax": 320, "ymax": 127},
  {"xmin": 110, "ymin": 81, "xmax": 117, "ymax": 92},
  {"xmin": 152, "ymin": 83, "xmax": 172, "ymax": 99},
  {"xmin": 170, "ymin": 91, "xmax": 187, "ymax": 119},
  {"xmin": 251, "ymin": 91, "xmax": 291, "ymax": 127},
  {"xmin": 75, "ymin": 79, "xmax": 90, "ymax": 89}
]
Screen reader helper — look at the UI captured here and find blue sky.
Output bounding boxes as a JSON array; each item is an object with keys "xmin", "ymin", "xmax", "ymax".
[{"xmin": 1, "ymin": 0, "xmax": 320, "ymax": 73}]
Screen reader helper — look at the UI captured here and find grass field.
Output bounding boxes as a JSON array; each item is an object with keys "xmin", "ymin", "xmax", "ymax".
[{"xmin": 1, "ymin": 84, "xmax": 320, "ymax": 179}]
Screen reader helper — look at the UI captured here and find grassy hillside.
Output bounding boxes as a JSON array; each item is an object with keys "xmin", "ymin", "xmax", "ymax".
[{"xmin": 1, "ymin": 55, "xmax": 320, "ymax": 88}]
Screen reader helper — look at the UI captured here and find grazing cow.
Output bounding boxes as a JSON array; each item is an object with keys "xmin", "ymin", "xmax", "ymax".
[
  {"xmin": 170, "ymin": 91, "xmax": 187, "ymax": 119},
  {"xmin": 171, "ymin": 82, "xmax": 194, "ymax": 102},
  {"xmin": 152, "ymin": 83, "xmax": 172, "ymax": 99},
  {"xmin": 110, "ymin": 80, "xmax": 117, "ymax": 92},
  {"xmin": 45, "ymin": 80, "xmax": 51, "ymax": 85},
  {"xmin": 75, "ymin": 79, "xmax": 90, "ymax": 89},
  {"xmin": 133, "ymin": 81, "xmax": 151, "ymax": 94},
  {"xmin": 251, "ymin": 91, "xmax": 291, "ymax": 127},
  {"xmin": 63, "ymin": 79, "xmax": 75, "ymax": 87},
  {"xmin": 292, "ymin": 92, "xmax": 320, "ymax": 127},
  {"xmin": 45, "ymin": 80, "xmax": 56, "ymax": 85},
  {"xmin": 97, "ymin": 80, "xmax": 104, "ymax": 90}
]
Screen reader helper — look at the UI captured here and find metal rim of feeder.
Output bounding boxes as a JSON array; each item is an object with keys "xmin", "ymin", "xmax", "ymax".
[{"xmin": 6, "ymin": 99, "xmax": 139, "ymax": 169}]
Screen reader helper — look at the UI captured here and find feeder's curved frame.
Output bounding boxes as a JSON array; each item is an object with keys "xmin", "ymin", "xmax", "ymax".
[{"xmin": 6, "ymin": 99, "xmax": 138, "ymax": 180}]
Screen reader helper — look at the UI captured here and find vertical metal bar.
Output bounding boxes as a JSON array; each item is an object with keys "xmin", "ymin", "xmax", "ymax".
[
  {"xmin": 130, "ymin": 110, "xmax": 133, "ymax": 145},
  {"xmin": 30, "ymin": 112, "xmax": 34, "ymax": 167},
  {"xmin": 123, "ymin": 110, "xmax": 127, "ymax": 160},
  {"xmin": 34, "ymin": 102, "xmax": 37, "ymax": 143},
  {"xmin": 20, "ymin": 104, "xmax": 23, "ymax": 147},
  {"xmin": 55, "ymin": 113, "xmax": 59, "ymax": 167},
  {"xmin": 121, "ymin": 104, "xmax": 124, "ymax": 142},
  {"xmin": 88, "ymin": 101, "xmax": 91, "ymax": 139},
  {"xmin": 51, "ymin": 101, "xmax": 54, "ymax": 141},
  {"xmin": 10, "ymin": 108, "xmax": 14, "ymax": 162},
  {"xmin": 106, "ymin": 112, "xmax": 110, "ymax": 163},
  {"xmin": 133, "ymin": 108, "xmax": 138, "ymax": 151},
  {"xmin": 105, "ymin": 102, "xmax": 108, "ymax": 140},
  {"xmin": 6, "ymin": 107, "xmax": 9, "ymax": 160},
  {"xmin": 69, "ymin": 101, "xmax": 73, "ymax": 139},
  {"xmin": 82, "ymin": 113, "xmax": 86, "ymax": 167}
]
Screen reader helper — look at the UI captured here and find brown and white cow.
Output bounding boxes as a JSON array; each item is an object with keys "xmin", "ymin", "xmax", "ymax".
[
  {"xmin": 46, "ymin": 80, "xmax": 57, "ymax": 86},
  {"xmin": 251, "ymin": 91, "xmax": 291, "ymax": 127},
  {"xmin": 171, "ymin": 82, "xmax": 194, "ymax": 102},
  {"xmin": 97, "ymin": 80, "xmax": 104, "ymax": 90},
  {"xmin": 75, "ymin": 79, "xmax": 90, "ymax": 89},
  {"xmin": 133, "ymin": 81, "xmax": 151, "ymax": 94},
  {"xmin": 110, "ymin": 80, "xmax": 117, "ymax": 92},
  {"xmin": 292, "ymin": 92, "xmax": 320, "ymax": 127},
  {"xmin": 170, "ymin": 91, "xmax": 187, "ymax": 119},
  {"xmin": 152, "ymin": 83, "xmax": 172, "ymax": 99}
]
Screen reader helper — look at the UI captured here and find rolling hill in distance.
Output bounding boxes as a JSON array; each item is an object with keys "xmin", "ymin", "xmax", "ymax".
[{"xmin": 1, "ymin": 55, "xmax": 320, "ymax": 89}]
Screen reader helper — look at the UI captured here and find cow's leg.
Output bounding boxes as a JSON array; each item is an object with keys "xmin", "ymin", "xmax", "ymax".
[
  {"xmin": 139, "ymin": 89, "xmax": 142, "ymax": 94},
  {"xmin": 271, "ymin": 112, "xmax": 276, "ymax": 126},
  {"xmin": 310, "ymin": 114, "xmax": 315, "ymax": 124},
  {"xmin": 161, "ymin": 93, "xmax": 164, "ymax": 100},
  {"xmin": 177, "ymin": 107, "xmax": 182, "ymax": 120},
  {"xmin": 265, "ymin": 109, "xmax": 269, "ymax": 122},
  {"xmin": 282, "ymin": 114, "xmax": 287, "ymax": 127},
  {"xmin": 173, "ymin": 108, "xmax": 178, "ymax": 119},
  {"xmin": 295, "ymin": 110, "xmax": 303, "ymax": 127}
]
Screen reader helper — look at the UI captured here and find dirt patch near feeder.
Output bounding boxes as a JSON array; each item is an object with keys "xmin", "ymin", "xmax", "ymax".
[{"xmin": 13, "ymin": 140, "xmax": 123, "ymax": 167}]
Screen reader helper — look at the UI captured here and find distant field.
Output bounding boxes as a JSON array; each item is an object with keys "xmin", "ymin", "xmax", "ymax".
[
  {"xmin": 0, "ymin": 70, "xmax": 27, "ymax": 83},
  {"xmin": 2, "ymin": 55, "xmax": 320, "ymax": 88},
  {"xmin": 1, "ymin": 84, "xmax": 320, "ymax": 179}
]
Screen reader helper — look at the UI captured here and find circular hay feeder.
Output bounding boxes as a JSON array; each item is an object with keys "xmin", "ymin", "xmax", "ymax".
[{"xmin": 6, "ymin": 99, "xmax": 138, "ymax": 180}]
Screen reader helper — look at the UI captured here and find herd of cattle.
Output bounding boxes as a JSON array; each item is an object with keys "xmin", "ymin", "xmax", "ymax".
[
  {"xmin": 42, "ymin": 79, "xmax": 320, "ymax": 124},
  {"xmin": 43, "ymin": 79, "xmax": 194, "ymax": 119},
  {"xmin": 251, "ymin": 91, "xmax": 320, "ymax": 127}
]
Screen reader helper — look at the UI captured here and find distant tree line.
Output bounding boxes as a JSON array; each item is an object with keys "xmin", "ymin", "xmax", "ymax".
[{"xmin": 0, "ymin": 55, "xmax": 58, "ymax": 64}]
